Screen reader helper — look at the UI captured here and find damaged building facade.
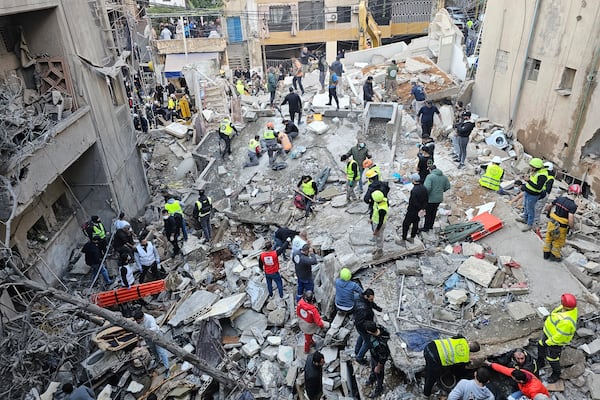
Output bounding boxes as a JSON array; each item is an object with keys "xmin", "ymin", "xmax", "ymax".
[
  {"xmin": 472, "ymin": 0, "xmax": 600, "ymax": 197},
  {"xmin": 0, "ymin": 0, "xmax": 149, "ymax": 283}
]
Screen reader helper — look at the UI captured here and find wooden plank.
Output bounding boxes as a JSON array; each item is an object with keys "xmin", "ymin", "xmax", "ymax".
[{"xmin": 485, "ymin": 287, "xmax": 529, "ymax": 297}]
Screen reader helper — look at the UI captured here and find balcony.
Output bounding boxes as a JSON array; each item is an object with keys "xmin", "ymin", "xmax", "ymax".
[{"xmin": 154, "ymin": 37, "xmax": 227, "ymax": 55}]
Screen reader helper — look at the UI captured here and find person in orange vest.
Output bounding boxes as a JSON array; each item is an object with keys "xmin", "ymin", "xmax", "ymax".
[
  {"xmin": 277, "ymin": 130, "xmax": 292, "ymax": 154},
  {"xmin": 296, "ymin": 291, "xmax": 330, "ymax": 353},
  {"xmin": 485, "ymin": 360, "xmax": 549, "ymax": 400}
]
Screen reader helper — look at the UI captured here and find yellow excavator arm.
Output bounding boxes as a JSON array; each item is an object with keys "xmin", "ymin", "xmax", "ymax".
[{"xmin": 358, "ymin": 0, "xmax": 382, "ymax": 49}]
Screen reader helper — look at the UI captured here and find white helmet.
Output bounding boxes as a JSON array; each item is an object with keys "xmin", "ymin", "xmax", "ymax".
[
  {"xmin": 543, "ymin": 161, "xmax": 553, "ymax": 172},
  {"xmin": 491, "ymin": 156, "xmax": 502, "ymax": 164}
]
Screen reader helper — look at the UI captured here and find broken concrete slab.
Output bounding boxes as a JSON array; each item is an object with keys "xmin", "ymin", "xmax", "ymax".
[
  {"xmin": 180, "ymin": 235, "xmax": 205, "ymax": 256},
  {"xmin": 445, "ymin": 289, "xmax": 468, "ymax": 305},
  {"xmin": 246, "ymin": 280, "xmax": 269, "ymax": 312},
  {"xmin": 420, "ymin": 255, "xmax": 460, "ymax": 285},
  {"xmin": 260, "ymin": 345, "xmax": 278, "ymax": 361},
  {"xmin": 257, "ymin": 360, "xmax": 281, "ymax": 389},
  {"xmin": 198, "ymin": 293, "xmax": 246, "ymax": 321},
  {"xmin": 267, "ymin": 336, "xmax": 282, "ymax": 346},
  {"xmin": 240, "ymin": 339, "xmax": 260, "ymax": 357},
  {"xmin": 588, "ymin": 374, "xmax": 600, "ymax": 400},
  {"xmin": 231, "ymin": 308, "xmax": 268, "ymax": 332},
  {"xmin": 277, "ymin": 345, "xmax": 294, "ymax": 365},
  {"xmin": 267, "ymin": 307, "xmax": 286, "ymax": 327},
  {"xmin": 583, "ymin": 261, "xmax": 600, "ymax": 274},
  {"xmin": 70, "ymin": 257, "xmax": 91, "ymax": 275},
  {"xmin": 457, "ymin": 256, "xmax": 499, "ymax": 287},
  {"xmin": 486, "ymin": 287, "xmax": 529, "ymax": 297},
  {"xmin": 321, "ymin": 346, "xmax": 338, "ymax": 364},
  {"xmin": 306, "ymin": 120, "xmax": 330, "ymax": 135},
  {"xmin": 579, "ymin": 338, "xmax": 600, "ymax": 355},
  {"xmin": 168, "ymin": 290, "xmax": 219, "ymax": 326},
  {"xmin": 331, "ymin": 195, "xmax": 348, "ymax": 208},
  {"xmin": 164, "ymin": 122, "xmax": 189, "ymax": 139},
  {"xmin": 506, "ymin": 301, "xmax": 536, "ymax": 321},
  {"xmin": 461, "ymin": 242, "xmax": 484, "ymax": 256},
  {"xmin": 249, "ymin": 191, "xmax": 272, "ymax": 208}
]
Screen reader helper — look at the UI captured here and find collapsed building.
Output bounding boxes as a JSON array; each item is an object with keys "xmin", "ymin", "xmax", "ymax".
[{"xmin": 1, "ymin": 1, "xmax": 600, "ymax": 400}]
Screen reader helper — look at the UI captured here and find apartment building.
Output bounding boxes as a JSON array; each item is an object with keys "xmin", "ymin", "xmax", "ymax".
[
  {"xmin": 472, "ymin": 0, "xmax": 600, "ymax": 196},
  {"xmin": 0, "ymin": 0, "xmax": 149, "ymax": 283}
]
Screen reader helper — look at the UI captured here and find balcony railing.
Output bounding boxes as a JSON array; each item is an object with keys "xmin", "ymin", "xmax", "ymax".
[{"xmin": 154, "ymin": 37, "xmax": 228, "ymax": 54}]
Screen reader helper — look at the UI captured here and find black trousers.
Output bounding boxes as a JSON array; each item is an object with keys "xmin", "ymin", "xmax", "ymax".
[
  {"xmin": 369, "ymin": 356, "xmax": 385, "ymax": 389},
  {"xmin": 328, "ymin": 87, "xmax": 339, "ymax": 108},
  {"xmin": 290, "ymin": 109, "xmax": 302, "ymax": 125},
  {"xmin": 537, "ymin": 338, "xmax": 562, "ymax": 376},
  {"xmin": 139, "ymin": 262, "xmax": 158, "ymax": 284},
  {"xmin": 402, "ymin": 210, "xmax": 420, "ymax": 239},
  {"xmin": 219, "ymin": 132, "xmax": 232, "ymax": 157},
  {"xmin": 424, "ymin": 203, "xmax": 440, "ymax": 230}
]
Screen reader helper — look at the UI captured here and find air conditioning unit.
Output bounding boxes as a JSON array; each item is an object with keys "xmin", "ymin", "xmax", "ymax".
[
  {"xmin": 352, "ymin": 5, "xmax": 360, "ymax": 14},
  {"xmin": 326, "ymin": 13, "xmax": 338, "ymax": 22}
]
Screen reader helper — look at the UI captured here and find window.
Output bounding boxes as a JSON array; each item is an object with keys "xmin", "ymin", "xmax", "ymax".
[
  {"xmin": 557, "ymin": 67, "xmax": 576, "ymax": 95},
  {"xmin": 526, "ymin": 58, "xmax": 541, "ymax": 81},
  {"xmin": 337, "ymin": 6, "xmax": 352, "ymax": 23},
  {"xmin": 27, "ymin": 217, "xmax": 50, "ymax": 242},
  {"xmin": 51, "ymin": 193, "xmax": 72, "ymax": 222},
  {"xmin": 299, "ymin": 1, "xmax": 324, "ymax": 30},
  {"xmin": 269, "ymin": 6, "xmax": 292, "ymax": 32},
  {"xmin": 494, "ymin": 49, "xmax": 508, "ymax": 73},
  {"xmin": 227, "ymin": 17, "xmax": 243, "ymax": 43}
]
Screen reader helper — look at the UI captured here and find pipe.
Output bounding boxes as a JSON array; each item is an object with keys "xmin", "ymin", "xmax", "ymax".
[{"xmin": 509, "ymin": 0, "xmax": 542, "ymax": 129}]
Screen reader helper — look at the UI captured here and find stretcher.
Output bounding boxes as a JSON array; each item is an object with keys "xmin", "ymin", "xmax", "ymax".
[{"xmin": 91, "ymin": 279, "xmax": 166, "ymax": 308}]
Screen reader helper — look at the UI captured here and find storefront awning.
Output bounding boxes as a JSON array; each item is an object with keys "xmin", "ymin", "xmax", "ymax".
[{"xmin": 164, "ymin": 53, "xmax": 218, "ymax": 78}]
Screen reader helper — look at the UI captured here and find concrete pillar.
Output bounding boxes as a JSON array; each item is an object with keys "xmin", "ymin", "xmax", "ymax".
[{"xmin": 326, "ymin": 40, "xmax": 337, "ymax": 64}]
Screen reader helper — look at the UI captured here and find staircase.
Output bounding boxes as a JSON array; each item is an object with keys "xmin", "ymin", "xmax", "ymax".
[{"xmin": 466, "ymin": 0, "xmax": 488, "ymax": 79}]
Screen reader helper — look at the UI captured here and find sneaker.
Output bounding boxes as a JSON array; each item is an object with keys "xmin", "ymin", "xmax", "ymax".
[
  {"xmin": 458, "ymin": 164, "xmax": 465, "ymax": 169},
  {"xmin": 515, "ymin": 216, "xmax": 526, "ymax": 223},
  {"xmin": 521, "ymin": 225, "xmax": 532, "ymax": 232},
  {"xmin": 406, "ymin": 237, "xmax": 415, "ymax": 244},
  {"xmin": 325, "ymin": 103, "xmax": 332, "ymax": 105}
]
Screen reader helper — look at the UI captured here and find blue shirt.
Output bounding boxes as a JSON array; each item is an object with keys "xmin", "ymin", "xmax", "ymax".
[
  {"xmin": 335, "ymin": 278, "xmax": 363, "ymax": 309},
  {"xmin": 418, "ymin": 105, "xmax": 440, "ymax": 125}
]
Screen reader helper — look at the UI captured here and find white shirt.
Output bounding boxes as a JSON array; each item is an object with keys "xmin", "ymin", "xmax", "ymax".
[
  {"xmin": 115, "ymin": 219, "xmax": 130, "ymax": 230},
  {"xmin": 141, "ymin": 313, "xmax": 160, "ymax": 333},
  {"xmin": 135, "ymin": 241, "xmax": 160, "ymax": 269},
  {"xmin": 160, "ymin": 27, "xmax": 172, "ymax": 40}
]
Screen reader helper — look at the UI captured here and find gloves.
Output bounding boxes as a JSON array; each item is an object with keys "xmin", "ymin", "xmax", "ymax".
[
  {"xmin": 348, "ymin": 181, "xmax": 354, "ymax": 187},
  {"xmin": 322, "ymin": 321, "xmax": 331, "ymax": 329}
]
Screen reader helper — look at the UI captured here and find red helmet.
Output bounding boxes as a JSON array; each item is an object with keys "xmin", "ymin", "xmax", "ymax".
[
  {"xmin": 561, "ymin": 293, "xmax": 577, "ymax": 308},
  {"xmin": 266, "ymin": 122, "xmax": 274, "ymax": 129},
  {"xmin": 568, "ymin": 184, "xmax": 582, "ymax": 195}
]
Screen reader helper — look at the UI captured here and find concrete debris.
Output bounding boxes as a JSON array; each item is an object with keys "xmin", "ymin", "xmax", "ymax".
[
  {"xmin": 457, "ymin": 256, "xmax": 499, "ymax": 287},
  {"xmin": 506, "ymin": 301, "xmax": 536, "ymax": 321}
]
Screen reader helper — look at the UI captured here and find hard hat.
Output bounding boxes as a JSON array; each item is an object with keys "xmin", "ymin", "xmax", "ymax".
[
  {"xmin": 365, "ymin": 169, "xmax": 378, "ymax": 179},
  {"xmin": 543, "ymin": 161, "xmax": 553, "ymax": 171},
  {"xmin": 491, "ymin": 156, "xmax": 502, "ymax": 164},
  {"xmin": 561, "ymin": 293, "xmax": 577, "ymax": 308},
  {"xmin": 529, "ymin": 158, "xmax": 544, "ymax": 169},
  {"xmin": 340, "ymin": 268, "xmax": 352, "ymax": 281},
  {"xmin": 568, "ymin": 184, "xmax": 582, "ymax": 195},
  {"xmin": 266, "ymin": 122, "xmax": 274, "ymax": 129},
  {"xmin": 371, "ymin": 190, "xmax": 384, "ymax": 202},
  {"xmin": 362, "ymin": 159, "xmax": 374, "ymax": 169}
]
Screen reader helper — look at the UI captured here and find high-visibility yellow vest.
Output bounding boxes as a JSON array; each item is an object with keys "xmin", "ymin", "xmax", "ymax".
[
  {"xmin": 543, "ymin": 175, "xmax": 555, "ymax": 193},
  {"xmin": 220, "ymin": 119, "xmax": 233, "ymax": 136},
  {"xmin": 346, "ymin": 160, "xmax": 359, "ymax": 181},
  {"xmin": 434, "ymin": 338, "xmax": 470, "ymax": 366},
  {"xmin": 92, "ymin": 223, "xmax": 106, "ymax": 239},
  {"xmin": 371, "ymin": 165, "xmax": 381, "ymax": 176},
  {"xmin": 195, "ymin": 198, "xmax": 212, "ymax": 217},
  {"xmin": 168, "ymin": 97, "xmax": 176, "ymax": 110},
  {"xmin": 263, "ymin": 129, "xmax": 276, "ymax": 140},
  {"xmin": 543, "ymin": 306, "xmax": 577, "ymax": 346},
  {"xmin": 479, "ymin": 164, "xmax": 504, "ymax": 191},
  {"xmin": 525, "ymin": 169, "xmax": 549, "ymax": 194},
  {"xmin": 236, "ymin": 80, "xmax": 245, "ymax": 95},
  {"xmin": 371, "ymin": 199, "xmax": 388, "ymax": 224},
  {"xmin": 164, "ymin": 200, "xmax": 183, "ymax": 215},
  {"xmin": 248, "ymin": 139, "xmax": 260, "ymax": 152},
  {"xmin": 302, "ymin": 180, "xmax": 315, "ymax": 196}
]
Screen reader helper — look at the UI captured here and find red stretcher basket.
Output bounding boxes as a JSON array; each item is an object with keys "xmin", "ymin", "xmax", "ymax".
[
  {"xmin": 91, "ymin": 280, "xmax": 167, "ymax": 307},
  {"xmin": 470, "ymin": 212, "xmax": 503, "ymax": 241}
]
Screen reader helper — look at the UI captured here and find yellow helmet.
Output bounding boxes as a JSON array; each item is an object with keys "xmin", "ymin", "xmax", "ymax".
[
  {"xmin": 365, "ymin": 169, "xmax": 378, "ymax": 179},
  {"xmin": 340, "ymin": 268, "xmax": 352, "ymax": 281},
  {"xmin": 529, "ymin": 158, "xmax": 543, "ymax": 169}
]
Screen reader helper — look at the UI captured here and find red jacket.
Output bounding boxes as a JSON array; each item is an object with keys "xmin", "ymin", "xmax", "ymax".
[
  {"xmin": 259, "ymin": 250, "xmax": 280, "ymax": 275},
  {"xmin": 296, "ymin": 299, "xmax": 324, "ymax": 327},
  {"xmin": 490, "ymin": 363, "xmax": 549, "ymax": 398}
]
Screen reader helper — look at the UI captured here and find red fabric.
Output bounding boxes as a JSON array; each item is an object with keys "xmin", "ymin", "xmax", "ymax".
[
  {"xmin": 260, "ymin": 250, "xmax": 280, "ymax": 274},
  {"xmin": 296, "ymin": 299, "xmax": 324, "ymax": 327},
  {"xmin": 490, "ymin": 363, "xmax": 549, "ymax": 397},
  {"xmin": 304, "ymin": 333, "xmax": 314, "ymax": 353}
]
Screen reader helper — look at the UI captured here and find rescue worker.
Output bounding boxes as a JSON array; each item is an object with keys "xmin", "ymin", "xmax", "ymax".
[
  {"xmin": 353, "ymin": 288, "xmax": 383, "ymax": 364},
  {"xmin": 86, "ymin": 215, "xmax": 108, "ymax": 255},
  {"xmin": 243, "ymin": 135, "xmax": 261, "ymax": 168},
  {"xmin": 326, "ymin": 66, "xmax": 340, "ymax": 110},
  {"xmin": 296, "ymin": 291, "xmax": 330, "ymax": 353},
  {"xmin": 81, "ymin": 236, "xmax": 112, "ymax": 285},
  {"xmin": 219, "ymin": 117, "xmax": 238, "ymax": 159},
  {"xmin": 134, "ymin": 237, "xmax": 161, "ymax": 284},
  {"xmin": 371, "ymin": 190, "xmax": 388, "ymax": 259},
  {"xmin": 235, "ymin": 79, "xmax": 246, "ymax": 96},
  {"xmin": 364, "ymin": 169, "xmax": 390, "ymax": 217},
  {"xmin": 543, "ymin": 184, "xmax": 580, "ymax": 261},
  {"xmin": 341, "ymin": 154, "xmax": 359, "ymax": 201},
  {"xmin": 363, "ymin": 157, "xmax": 381, "ymax": 179},
  {"xmin": 537, "ymin": 293, "xmax": 578, "ymax": 383},
  {"xmin": 416, "ymin": 143, "xmax": 434, "ymax": 184},
  {"xmin": 363, "ymin": 321, "xmax": 391, "ymax": 398},
  {"xmin": 277, "ymin": 130, "xmax": 292, "ymax": 154},
  {"xmin": 298, "ymin": 175, "xmax": 318, "ymax": 217},
  {"xmin": 455, "ymin": 111, "xmax": 476, "ymax": 169},
  {"xmin": 272, "ymin": 227, "xmax": 298, "ymax": 260},
  {"xmin": 534, "ymin": 161, "xmax": 556, "ymax": 226},
  {"xmin": 118, "ymin": 252, "xmax": 135, "ymax": 289},
  {"xmin": 293, "ymin": 243, "xmax": 318, "ymax": 302},
  {"xmin": 479, "ymin": 156, "xmax": 505, "ymax": 191},
  {"xmin": 193, "ymin": 190, "xmax": 212, "ymax": 243},
  {"xmin": 164, "ymin": 197, "xmax": 188, "ymax": 241},
  {"xmin": 385, "ymin": 59, "xmax": 398, "ymax": 100},
  {"xmin": 334, "ymin": 268, "xmax": 363, "ymax": 313},
  {"xmin": 516, "ymin": 158, "xmax": 548, "ymax": 232},
  {"xmin": 259, "ymin": 241, "xmax": 285, "ymax": 299},
  {"xmin": 263, "ymin": 121, "xmax": 284, "ymax": 166},
  {"xmin": 113, "ymin": 222, "xmax": 135, "ymax": 258},
  {"xmin": 345, "ymin": 141, "xmax": 371, "ymax": 193},
  {"xmin": 162, "ymin": 209, "xmax": 181, "ymax": 256},
  {"xmin": 486, "ymin": 360, "xmax": 549, "ymax": 400},
  {"xmin": 423, "ymin": 337, "xmax": 481, "ymax": 397},
  {"xmin": 398, "ymin": 174, "xmax": 428, "ymax": 245},
  {"xmin": 305, "ymin": 351, "xmax": 325, "ymax": 400},
  {"xmin": 167, "ymin": 94, "xmax": 177, "ymax": 121},
  {"xmin": 281, "ymin": 87, "xmax": 303, "ymax": 125}
]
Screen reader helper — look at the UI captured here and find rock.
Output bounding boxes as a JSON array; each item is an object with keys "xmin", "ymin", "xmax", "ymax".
[
  {"xmin": 323, "ymin": 377, "xmax": 335, "ymax": 391},
  {"xmin": 506, "ymin": 301, "xmax": 536, "ymax": 321},
  {"xmin": 241, "ymin": 339, "xmax": 260, "ymax": 357},
  {"xmin": 246, "ymin": 280, "xmax": 269, "ymax": 312},
  {"xmin": 257, "ymin": 360, "xmax": 281, "ymax": 389},
  {"xmin": 445, "ymin": 289, "xmax": 468, "ymax": 305},
  {"xmin": 260, "ymin": 346, "xmax": 278, "ymax": 361},
  {"xmin": 560, "ymin": 361, "xmax": 585, "ymax": 380},
  {"xmin": 277, "ymin": 345, "xmax": 294, "ymax": 365},
  {"xmin": 559, "ymin": 347, "xmax": 585, "ymax": 367},
  {"xmin": 579, "ymin": 338, "xmax": 600, "ymax": 355},
  {"xmin": 198, "ymin": 293, "xmax": 246, "ymax": 320},
  {"xmin": 461, "ymin": 242, "xmax": 484, "ymax": 256},
  {"xmin": 267, "ymin": 336, "xmax": 282, "ymax": 346},
  {"xmin": 285, "ymin": 365, "xmax": 298, "ymax": 387},
  {"xmin": 457, "ymin": 257, "xmax": 498, "ymax": 287},
  {"xmin": 320, "ymin": 346, "xmax": 338, "ymax": 364},
  {"xmin": 589, "ymin": 374, "xmax": 600, "ymax": 399},
  {"xmin": 583, "ymin": 261, "xmax": 600, "ymax": 273},
  {"xmin": 564, "ymin": 252, "xmax": 588, "ymax": 268},
  {"xmin": 267, "ymin": 308, "xmax": 286, "ymax": 327},
  {"xmin": 331, "ymin": 195, "xmax": 348, "ymax": 208},
  {"xmin": 576, "ymin": 327, "xmax": 595, "ymax": 338},
  {"xmin": 70, "ymin": 257, "xmax": 91, "ymax": 275},
  {"xmin": 420, "ymin": 255, "xmax": 460, "ymax": 285},
  {"xmin": 218, "ymin": 166, "xmax": 227, "ymax": 175},
  {"xmin": 232, "ymin": 309, "xmax": 268, "ymax": 332},
  {"xmin": 126, "ymin": 380, "xmax": 144, "ymax": 393}
]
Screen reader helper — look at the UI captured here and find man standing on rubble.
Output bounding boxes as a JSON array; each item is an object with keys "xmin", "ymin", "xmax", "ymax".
[
  {"xmin": 133, "ymin": 309, "xmax": 170, "ymax": 378},
  {"xmin": 363, "ymin": 321, "xmax": 391, "ymax": 398},
  {"xmin": 353, "ymin": 288, "xmax": 383, "ymax": 365},
  {"xmin": 113, "ymin": 223, "xmax": 135, "ymax": 258},
  {"xmin": 341, "ymin": 154, "xmax": 360, "ymax": 202},
  {"xmin": 364, "ymin": 169, "xmax": 390, "ymax": 217},
  {"xmin": 537, "ymin": 293, "xmax": 578, "ymax": 383},
  {"xmin": 267, "ymin": 67, "xmax": 278, "ymax": 107},
  {"xmin": 423, "ymin": 165, "xmax": 451, "ymax": 232},
  {"xmin": 346, "ymin": 141, "xmax": 371, "ymax": 193},
  {"xmin": 298, "ymin": 175, "xmax": 318, "ymax": 217},
  {"xmin": 305, "ymin": 351, "xmax": 326, "ymax": 400},
  {"xmin": 455, "ymin": 111, "xmax": 476, "ymax": 169},
  {"xmin": 162, "ymin": 209, "xmax": 181, "ymax": 257},
  {"xmin": 294, "ymin": 244, "xmax": 318, "ymax": 302},
  {"xmin": 398, "ymin": 174, "xmax": 428, "ymax": 245},
  {"xmin": 85, "ymin": 215, "xmax": 108, "ymax": 255},
  {"xmin": 297, "ymin": 291, "xmax": 330, "ymax": 353},
  {"xmin": 363, "ymin": 76, "xmax": 374, "ymax": 104},
  {"xmin": 516, "ymin": 158, "xmax": 548, "ymax": 232},
  {"xmin": 292, "ymin": 230, "xmax": 310, "ymax": 255},
  {"xmin": 423, "ymin": 336, "xmax": 481, "ymax": 397},
  {"xmin": 82, "ymin": 236, "xmax": 113, "ymax": 286},
  {"xmin": 385, "ymin": 60, "xmax": 398, "ymax": 100},
  {"xmin": 542, "ymin": 184, "xmax": 580, "ymax": 262},
  {"xmin": 218, "ymin": 116, "xmax": 238, "ymax": 159},
  {"xmin": 118, "ymin": 253, "xmax": 136, "ymax": 289},
  {"xmin": 326, "ymin": 66, "xmax": 340, "ymax": 110},
  {"xmin": 193, "ymin": 190, "xmax": 212, "ymax": 243},
  {"xmin": 259, "ymin": 241, "xmax": 286, "ymax": 299},
  {"xmin": 292, "ymin": 57, "xmax": 305, "ymax": 95},
  {"xmin": 281, "ymin": 87, "xmax": 303, "ymax": 125},
  {"xmin": 134, "ymin": 237, "xmax": 161, "ymax": 283},
  {"xmin": 331, "ymin": 56, "xmax": 344, "ymax": 96},
  {"xmin": 371, "ymin": 190, "xmax": 388, "ymax": 259},
  {"xmin": 417, "ymin": 100, "xmax": 440, "ymax": 141},
  {"xmin": 411, "ymin": 79, "xmax": 427, "ymax": 114}
]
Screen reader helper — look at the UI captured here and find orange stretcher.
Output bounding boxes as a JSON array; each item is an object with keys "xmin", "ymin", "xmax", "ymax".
[
  {"xmin": 91, "ymin": 280, "xmax": 167, "ymax": 307},
  {"xmin": 470, "ymin": 212, "xmax": 503, "ymax": 241}
]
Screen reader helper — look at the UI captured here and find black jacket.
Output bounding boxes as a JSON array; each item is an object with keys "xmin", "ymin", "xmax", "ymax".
[
  {"xmin": 282, "ymin": 92, "xmax": 302, "ymax": 112},
  {"xmin": 368, "ymin": 325, "xmax": 391, "ymax": 363},
  {"xmin": 363, "ymin": 81, "xmax": 374, "ymax": 102},
  {"xmin": 164, "ymin": 215, "xmax": 181, "ymax": 237},
  {"xmin": 456, "ymin": 120, "xmax": 476, "ymax": 137},
  {"xmin": 304, "ymin": 353, "xmax": 323, "ymax": 400},
  {"xmin": 81, "ymin": 241, "xmax": 102, "ymax": 266},
  {"xmin": 354, "ymin": 296, "xmax": 382, "ymax": 333},
  {"xmin": 407, "ymin": 184, "xmax": 429, "ymax": 213}
]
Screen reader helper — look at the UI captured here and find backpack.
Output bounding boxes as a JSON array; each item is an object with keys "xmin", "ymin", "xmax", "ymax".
[
  {"xmin": 294, "ymin": 194, "xmax": 306, "ymax": 210},
  {"xmin": 81, "ymin": 221, "xmax": 92, "ymax": 238}
]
